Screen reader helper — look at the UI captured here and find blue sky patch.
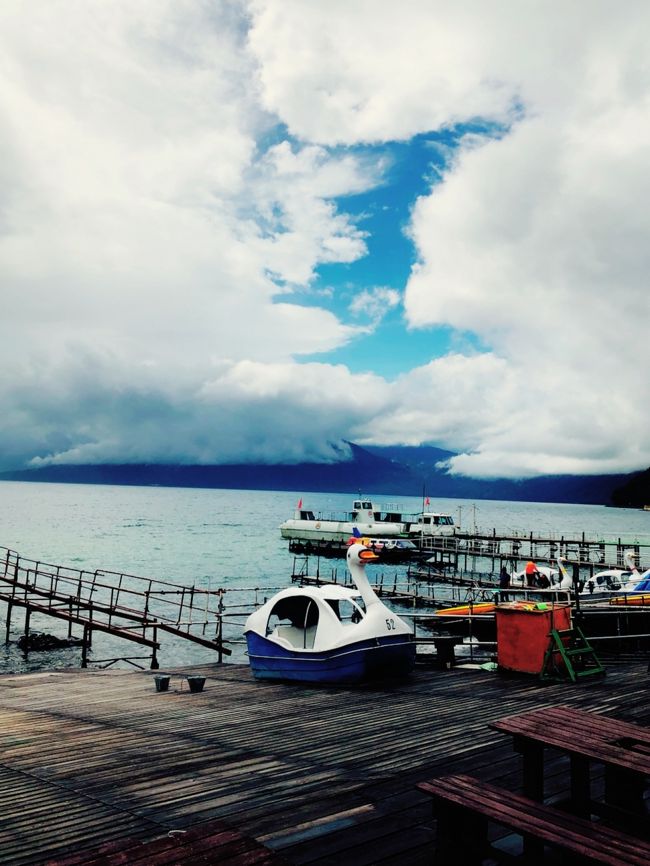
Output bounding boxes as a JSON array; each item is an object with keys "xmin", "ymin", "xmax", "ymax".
[{"xmin": 289, "ymin": 124, "xmax": 500, "ymax": 376}]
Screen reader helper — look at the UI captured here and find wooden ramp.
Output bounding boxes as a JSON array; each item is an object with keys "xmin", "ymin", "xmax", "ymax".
[
  {"xmin": 0, "ymin": 661, "xmax": 647, "ymax": 865},
  {"xmin": 0, "ymin": 546, "xmax": 232, "ymax": 668}
]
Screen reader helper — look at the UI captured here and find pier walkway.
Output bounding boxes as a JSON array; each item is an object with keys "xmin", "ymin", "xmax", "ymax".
[
  {"xmin": 288, "ymin": 527, "xmax": 650, "ymax": 578},
  {"xmin": 0, "ymin": 547, "xmax": 231, "ymax": 668},
  {"xmin": 0, "ymin": 659, "xmax": 647, "ymax": 864}
]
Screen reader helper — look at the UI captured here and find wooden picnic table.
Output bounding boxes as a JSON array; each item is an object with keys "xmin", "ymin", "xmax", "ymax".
[{"xmin": 489, "ymin": 704, "xmax": 650, "ymax": 826}]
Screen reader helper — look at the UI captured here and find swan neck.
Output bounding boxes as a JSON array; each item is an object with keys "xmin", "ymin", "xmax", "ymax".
[{"xmin": 350, "ymin": 563, "xmax": 380, "ymax": 607}]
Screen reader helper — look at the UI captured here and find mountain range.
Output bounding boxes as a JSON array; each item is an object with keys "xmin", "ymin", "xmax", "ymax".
[{"xmin": 1, "ymin": 442, "xmax": 646, "ymax": 506}]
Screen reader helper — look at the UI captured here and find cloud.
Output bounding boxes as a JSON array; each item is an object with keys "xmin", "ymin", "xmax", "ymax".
[
  {"xmin": 247, "ymin": 0, "xmax": 517, "ymax": 144},
  {"xmin": 401, "ymin": 48, "xmax": 650, "ymax": 475},
  {"xmin": 0, "ymin": 1, "xmax": 386, "ymax": 469},
  {"xmin": 2, "ymin": 2, "xmax": 650, "ymax": 479},
  {"xmin": 12, "ymin": 353, "xmax": 390, "ymax": 468},
  {"xmin": 247, "ymin": 1, "xmax": 650, "ymax": 477},
  {"xmin": 349, "ymin": 287, "xmax": 400, "ymax": 327}
]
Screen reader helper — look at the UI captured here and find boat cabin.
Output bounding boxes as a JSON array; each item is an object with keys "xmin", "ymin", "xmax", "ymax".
[
  {"xmin": 419, "ymin": 513, "xmax": 454, "ymax": 527},
  {"xmin": 350, "ymin": 500, "xmax": 405, "ymax": 523},
  {"xmin": 264, "ymin": 588, "xmax": 366, "ymax": 650},
  {"xmin": 412, "ymin": 513, "xmax": 455, "ymax": 528},
  {"xmin": 583, "ymin": 572, "xmax": 630, "ymax": 593},
  {"xmin": 296, "ymin": 509, "xmax": 316, "ymax": 521}
]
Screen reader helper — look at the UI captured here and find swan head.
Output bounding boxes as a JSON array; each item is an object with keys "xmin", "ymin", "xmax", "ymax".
[
  {"xmin": 346, "ymin": 538, "xmax": 379, "ymax": 568},
  {"xmin": 623, "ymin": 549, "xmax": 638, "ymax": 571}
]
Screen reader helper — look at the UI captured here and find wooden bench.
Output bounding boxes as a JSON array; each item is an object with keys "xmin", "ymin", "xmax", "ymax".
[{"xmin": 417, "ymin": 773, "xmax": 650, "ymax": 865}]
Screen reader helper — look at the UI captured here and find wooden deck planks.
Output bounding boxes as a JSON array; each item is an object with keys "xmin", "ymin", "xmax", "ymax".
[
  {"xmin": 44, "ymin": 818, "xmax": 289, "ymax": 866},
  {"xmin": 0, "ymin": 661, "xmax": 647, "ymax": 864}
]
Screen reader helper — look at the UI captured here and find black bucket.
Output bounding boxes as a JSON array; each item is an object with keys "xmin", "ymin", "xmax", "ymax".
[
  {"xmin": 154, "ymin": 675, "xmax": 170, "ymax": 693},
  {"xmin": 187, "ymin": 676, "xmax": 206, "ymax": 693}
]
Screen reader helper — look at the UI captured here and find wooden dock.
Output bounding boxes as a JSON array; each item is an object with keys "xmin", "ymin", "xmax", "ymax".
[
  {"xmin": 0, "ymin": 659, "xmax": 648, "ymax": 864},
  {"xmin": 289, "ymin": 528, "xmax": 650, "ymax": 580},
  {"xmin": 0, "ymin": 546, "xmax": 232, "ymax": 669}
]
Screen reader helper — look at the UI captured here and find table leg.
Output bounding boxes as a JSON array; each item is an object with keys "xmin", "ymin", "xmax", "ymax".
[
  {"xmin": 604, "ymin": 766, "xmax": 647, "ymax": 817},
  {"xmin": 569, "ymin": 755, "xmax": 591, "ymax": 817},
  {"xmin": 518, "ymin": 739, "xmax": 545, "ymax": 802}
]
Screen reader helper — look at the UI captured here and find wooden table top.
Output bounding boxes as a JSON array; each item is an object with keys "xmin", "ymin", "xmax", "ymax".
[{"xmin": 490, "ymin": 704, "xmax": 650, "ymax": 776}]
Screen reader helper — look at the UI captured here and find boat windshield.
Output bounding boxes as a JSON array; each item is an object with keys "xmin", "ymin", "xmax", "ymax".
[
  {"xmin": 419, "ymin": 514, "xmax": 454, "ymax": 526},
  {"xmin": 326, "ymin": 598, "xmax": 365, "ymax": 623}
]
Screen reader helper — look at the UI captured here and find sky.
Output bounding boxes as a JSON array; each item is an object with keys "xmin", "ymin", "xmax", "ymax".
[{"xmin": 1, "ymin": 0, "xmax": 650, "ymax": 480}]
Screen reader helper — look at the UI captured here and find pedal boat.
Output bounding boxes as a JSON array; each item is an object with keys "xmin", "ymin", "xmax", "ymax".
[
  {"xmin": 609, "ymin": 572, "xmax": 650, "ymax": 606},
  {"xmin": 244, "ymin": 538, "xmax": 415, "ymax": 683},
  {"xmin": 435, "ymin": 601, "xmax": 496, "ymax": 617}
]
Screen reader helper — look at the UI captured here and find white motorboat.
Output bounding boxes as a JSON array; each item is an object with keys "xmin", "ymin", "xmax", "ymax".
[{"xmin": 280, "ymin": 497, "xmax": 455, "ymax": 544}]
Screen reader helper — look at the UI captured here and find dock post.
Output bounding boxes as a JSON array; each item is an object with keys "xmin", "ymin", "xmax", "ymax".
[
  {"xmin": 23, "ymin": 607, "xmax": 31, "ymax": 656},
  {"xmin": 5, "ymin": 600, "xmax": 12, "ymax": 644},
  {"xmin": 81, "ymin": 625, "xmax": 89, "ymax": 668},
  {"xmin": 150, "ymin": 626, "xmax": 159, "ymax": 669},
  {"xmin": 217, "ymin": 592, "xmax": 224, "ymax": 664}
]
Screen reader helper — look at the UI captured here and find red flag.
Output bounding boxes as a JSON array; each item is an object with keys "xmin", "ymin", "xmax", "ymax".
[
  {"xmin": 297, "ymin": 498, "xmax": 303, "ymax": 509},
  {"xmin": 425, "ymin": 496, "xmax": 430, "ymax": 506}
]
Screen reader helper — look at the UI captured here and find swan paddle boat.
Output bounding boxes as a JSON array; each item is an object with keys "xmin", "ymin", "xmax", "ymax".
[
  {"xmin": 509, "ymin": 565, "xmax": 559, "ymax": 588},
  {"xmin": 244, "ymin": 537, "xmax": 416, "ymax": 683},
  {"xmin": 555, "ymin": 551, "xmax": 645, "ymax": 596},
  {"xmin": 607, "ymin": 560, "xmax": 650, "ymax": 605}
]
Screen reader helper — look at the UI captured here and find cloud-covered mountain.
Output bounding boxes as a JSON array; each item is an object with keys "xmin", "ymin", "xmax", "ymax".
[{"xmin": 0, "ymin": 443, "xmax": 632, "ymax": 506}]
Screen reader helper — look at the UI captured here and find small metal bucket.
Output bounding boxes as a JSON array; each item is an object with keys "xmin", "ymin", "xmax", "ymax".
[
  {"xmin": 187, "ymin": 676, "xmax": 206, "ymax": 693},
  {"xmin": 154, "ymin": 675, "xmax": 170, "ymax": 693}
]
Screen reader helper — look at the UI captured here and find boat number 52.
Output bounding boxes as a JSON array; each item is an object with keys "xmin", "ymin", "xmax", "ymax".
[{"xmin": 385, "ymin": 617, "xmax": 396, "ymax": 630}]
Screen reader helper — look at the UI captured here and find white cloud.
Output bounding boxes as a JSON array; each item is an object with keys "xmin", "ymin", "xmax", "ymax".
[
  {"xmin": 401, "ymin": 47, "xmax": 650, "ymax": 475},
  {"xmin": 2, "ymin": 1, "xmax": 650, "ymax": 478},
  {"xmin": 0, "ymin": 1, "xmax": 387, "ymax": 469},
  {"xmin": 13, "ymin": 354, "xmax": 390, "ymax": 468},
  {"xmin": 349, "ymin": 287, "xmax": 400, "ymax": 326},
  {"xmin": 247, "ymin": 0, "xmax": 517, "ymax": 144},
  {"xmin": 248, "ymin": 141, "xmax": 374, "ymax": 285},
  {"xmin": 246, "ymin": 1, "xmax": 650, "ymax": 477}
]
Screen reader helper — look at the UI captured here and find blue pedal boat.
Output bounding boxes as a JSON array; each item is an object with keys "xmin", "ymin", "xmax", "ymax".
[{"xmin": 244, "ymin": 538, "xmax": 415, "ymax": 683}]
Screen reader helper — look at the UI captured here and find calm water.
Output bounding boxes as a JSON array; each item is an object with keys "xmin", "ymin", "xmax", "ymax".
[{"xmin": 1, "ymin": 481, "xmax": 649, "ymax": 672}]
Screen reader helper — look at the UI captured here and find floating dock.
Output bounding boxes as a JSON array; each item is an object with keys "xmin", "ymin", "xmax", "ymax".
[
  {"xmin": 289, "ymin": 528, "xmax": 650, "ymax": 582},
  {"xmin": 0, "ymin": 660, "xmax": 647, "ymax": 865}
]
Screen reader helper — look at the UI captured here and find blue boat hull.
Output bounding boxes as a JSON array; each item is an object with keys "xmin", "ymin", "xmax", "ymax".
[{"xmin": 245, "ymin": 632, "xmax": 416, "ymax": 683}]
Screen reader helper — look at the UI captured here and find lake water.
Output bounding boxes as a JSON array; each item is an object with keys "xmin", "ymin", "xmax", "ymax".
[{"xmin": 1, "ymin": 480, "xmax": 649, "ymax": 673}]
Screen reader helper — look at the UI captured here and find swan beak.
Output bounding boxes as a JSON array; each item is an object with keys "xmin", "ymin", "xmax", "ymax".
[{"xmin": 359, "ymin": 549, "xmax": 379, "ymax": 562}]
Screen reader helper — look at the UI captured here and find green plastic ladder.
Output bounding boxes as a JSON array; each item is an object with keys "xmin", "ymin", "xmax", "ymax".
[{"xmin": 540, "ymin": 627, "xmax": 605, "ymax": 683}]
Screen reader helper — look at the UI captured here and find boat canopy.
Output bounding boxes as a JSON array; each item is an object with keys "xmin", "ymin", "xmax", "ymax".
[{"xmin": 262, "ymin": 587, "xmax": 366, "ymax": 651}]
